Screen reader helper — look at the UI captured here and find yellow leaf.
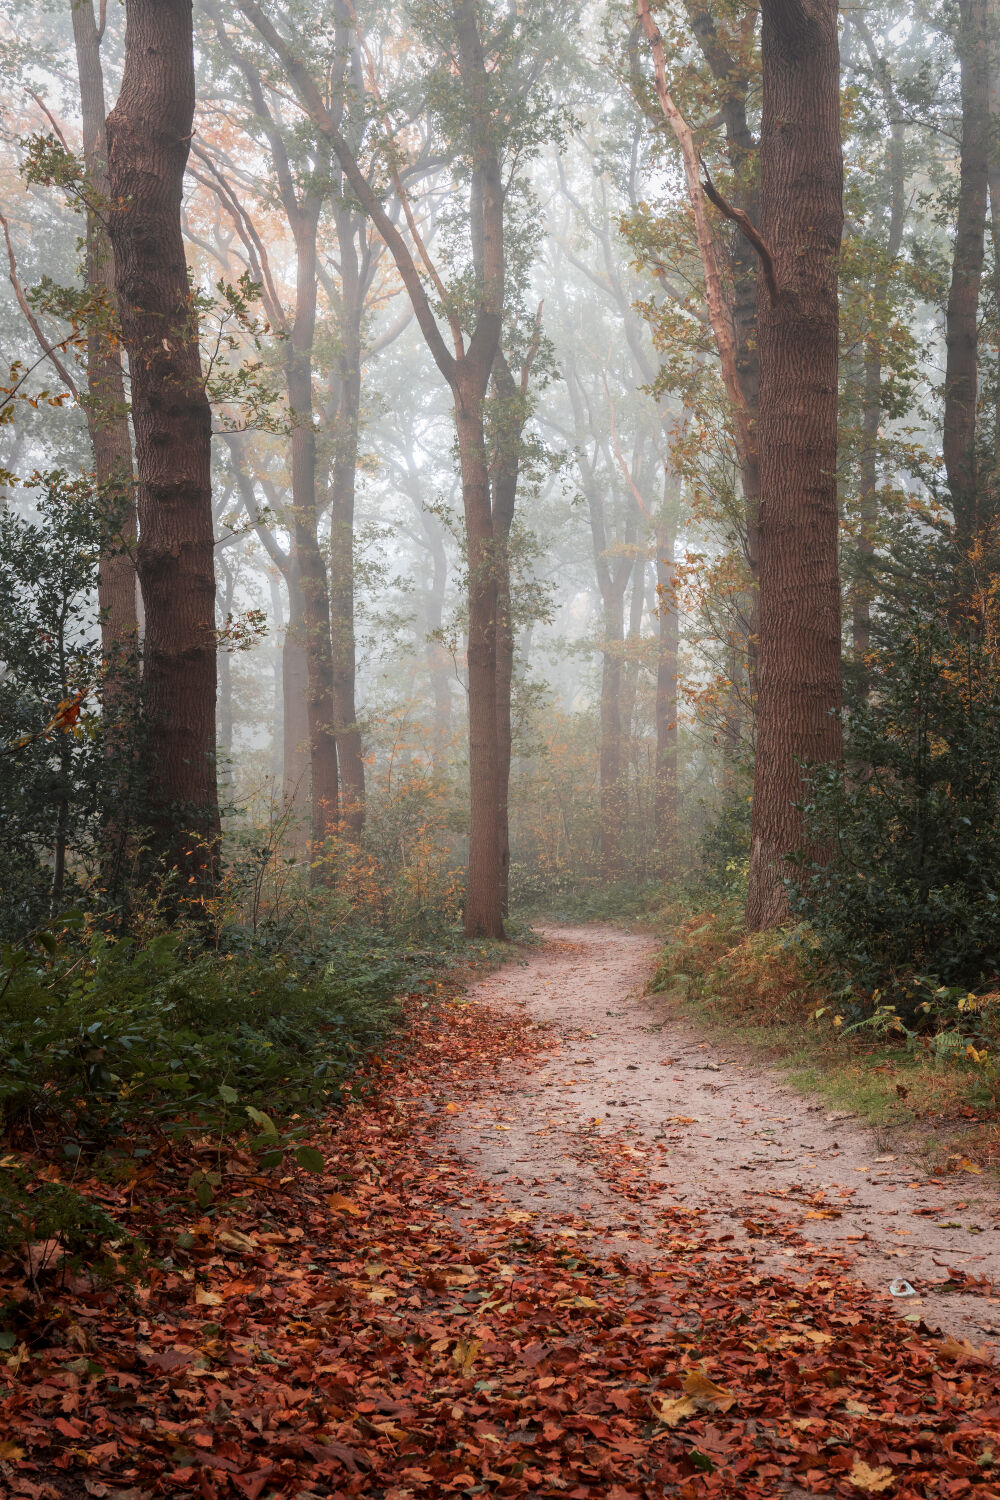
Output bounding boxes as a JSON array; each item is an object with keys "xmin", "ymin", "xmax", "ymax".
[
  {"xmin": 0, "ymin": 1439, "xmax": 24, "ymax": 1460},
  {"xmin": 682, "ymin": 1371, "xmax": 737, "ymax": 1413},
  {"xmin": 328, "ymin": 1193, "xmax": 362, "ymax": 1215},
  {"xmin": 195, "ymin": 1286, "xmax": 223, "ymax": 1306},
  {"xmin": 444, "ymin": 1103, "xmax": 461, "ymax": 1114},
  {"xmin": 655, "ymin": 1394, "xmax": 697, "ymax": 1426},
  {"xmin": 956, "ymin": 1157, "xmax": 982, "ymax": 1174},
  {"xmin": 805, "ymin": 1208, "xmax": 842, "ymax": 1219},
  {"xmin": 848, "ymin": 1459, "xmax": 895, "ymax": 1493},
  {"xmin": 452, "ymin": 1336, "xmax": 482, "ymax": 1377}
]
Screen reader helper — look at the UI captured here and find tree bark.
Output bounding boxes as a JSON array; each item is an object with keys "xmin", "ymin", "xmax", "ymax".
[
  {"xmin": 105, "ymin": 0, "xmax": 221, "ymax": 893},
  {"xmin": 286, "ymin": 197, "xmax": 340, "ymax": 861},
  {"xmin": 69, "ymin": 0, "xmax": 139, "ymax": 671},
  {"xmin": 655, "ymin": 511, "xmax": 679, "ymax": 857},
  {"xmin": 944, "ymin": 0, "xmax": 991, "ymax": 545},
  {"xmin": 328, "ymin": 208, "xmax": 366, "ymax": 843},
  {"xmin": 745, "ymin": 0, "xmax": 844, "ymax": 931}
]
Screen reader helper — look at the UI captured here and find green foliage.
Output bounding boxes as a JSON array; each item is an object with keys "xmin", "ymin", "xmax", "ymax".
[
  {"xmin": 694, "ymin": 793, "xmax": 752, "ymax": 900},
  {"xmin": 789, "ymin": 614, "xmax": 1000, "ymax": 1005},
  {"xmin": 0, "ymin": 471, "xmax": 137, "ymax": 935},
  {"xmin": 0, "ymin": 1162, "xmax": 137, "ymax": 1275},
  {"xmin": 510, "ymin": 869, "xmax": 663, "ymax": 922},
  {"xmin": 0, "ymin": 918, "xmax": 406, "ymax": 1160}
]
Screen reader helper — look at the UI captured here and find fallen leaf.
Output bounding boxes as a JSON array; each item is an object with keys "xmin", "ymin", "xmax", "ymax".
[
  {"xmin": 937, "ymin": 1334, "xmax": 990, "ymax": 1364},
  {"xmin": 655, "ymin": 1394, "xmax": 697, "ymax": 1426},
  {"xmin": 683, "ymin": 1371, "xmax": 737, "ymax": 1412},
  {"xmin": 452, "ymin": 1337, "xmax": 482, "ymax": 1377},
  {"xmin": 0, "ymin": 1440, "xmax": 24, "ymax": 1460},
  {"xmin": 194, "ymin": 1286, "xmax": 223, "ymax": 1306},
  {"xmin": 328, "ymin": 1193, "xmax": 362, "ymax": 1215},
  {"xmin": 848, "ymin": 1459, "xmax": 895, "ymax": 1492}
]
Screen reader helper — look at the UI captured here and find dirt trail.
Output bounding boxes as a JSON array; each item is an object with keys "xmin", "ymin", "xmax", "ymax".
[{"xmin": 447, "ymin": 924, "xmax": 1000, "ymax": 1352}]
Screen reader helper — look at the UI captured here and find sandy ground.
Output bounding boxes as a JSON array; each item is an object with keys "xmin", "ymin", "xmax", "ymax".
[{"xmin": 444, "ymin": 924, "xmax": 1000, "ymax": 1353}]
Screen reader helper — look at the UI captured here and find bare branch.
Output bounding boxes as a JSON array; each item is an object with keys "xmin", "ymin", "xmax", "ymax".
[{"xmin": 0, "ymin": 209, "xmax": 79, "ymax": 402}]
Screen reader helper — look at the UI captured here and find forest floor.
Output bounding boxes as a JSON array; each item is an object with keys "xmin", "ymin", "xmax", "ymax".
[{"xmin": 7, "ymin": 924, "xmax": 1000, "ymax": 1498}]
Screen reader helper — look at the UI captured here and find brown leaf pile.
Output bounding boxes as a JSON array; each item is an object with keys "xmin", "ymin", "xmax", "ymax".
[{"xmin": 2, "ymin": 993, "xmax": 1000, "ymax": 1498}]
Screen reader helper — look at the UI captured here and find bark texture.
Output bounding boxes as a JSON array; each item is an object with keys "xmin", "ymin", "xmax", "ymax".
[
  {"xmin": 105, "ymin": 0, "xmax": 221, "ymax": 890},
  {"xmin": 286, "ymin": 195, "xmax": 340, "ymax": 857},
  {"xmin": 745, "ymin": 0, "xmax": 844, "ymax": 931},
  {"xmin": 69, "ymin": 0, "xmax": 139, "ymax": 672},
  {"xmin": 944, "ymin": 0, "xmax": 991, "ymax": 544}
]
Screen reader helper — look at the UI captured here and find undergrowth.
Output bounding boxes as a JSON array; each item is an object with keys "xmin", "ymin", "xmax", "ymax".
[
  {"xmin": 651, "ymin": 903, "xmax": 1000, "ymax": 1165},
  {"xmin": 0, "ymin": 909, "xmax": 477, "ymax": 1267}
]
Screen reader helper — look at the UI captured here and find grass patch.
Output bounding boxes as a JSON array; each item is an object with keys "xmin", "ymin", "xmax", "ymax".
[{"xmin": 649, "ymin": 903, "xmax": 1000, "ymax": 1167}]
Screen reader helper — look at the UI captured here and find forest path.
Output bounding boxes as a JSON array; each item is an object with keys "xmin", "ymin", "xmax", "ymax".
[{"xmin": 448, "ymin": 923, "xmax": 1000, "ymax": 1353}]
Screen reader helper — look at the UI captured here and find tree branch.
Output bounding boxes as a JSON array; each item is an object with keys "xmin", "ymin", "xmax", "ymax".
[
  {"xmin": 0, "ymin": 209, "xmax": 79, "ymax": 402},
  {"xmin": 700, "ymin": 167, "xmax": 779, "ymax": 304},
  {"xmin": 234, "ymin": 0, "xmax": 458, "ymax": 386}
]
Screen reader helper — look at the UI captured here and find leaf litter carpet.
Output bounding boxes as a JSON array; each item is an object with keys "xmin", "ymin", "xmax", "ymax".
[{"xmin": 6, "ymin": 927, "xmax": 1000, "ymax": 1498}]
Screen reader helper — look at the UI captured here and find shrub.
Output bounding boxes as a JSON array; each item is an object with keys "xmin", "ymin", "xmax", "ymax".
[
  {"xmin": 0, "ymin": 918, "xmax": 407, "ymax": 1156},
  {"xmin": 789, "ymin": 616, "xmax": 1000, "ymax": 1004}
]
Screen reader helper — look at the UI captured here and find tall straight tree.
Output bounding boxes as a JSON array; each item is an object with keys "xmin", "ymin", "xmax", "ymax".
[
  {"xmin": 744, "ymin": 0, "xmax": 844, "ymax": 929},
  {"xmin": 944, "ymin": 0, "xmax": 992, "ymax": 544},
  {"xmin": 105, "ymin": 0, "xmax": 221, "ymax": 891},
  {"xmin": 68, "ymin": 0, "xmax": 139, "ymax": 672},
  {"xmin": 236, "ymin": 0, "xmax": 561, "ymax": 937}
]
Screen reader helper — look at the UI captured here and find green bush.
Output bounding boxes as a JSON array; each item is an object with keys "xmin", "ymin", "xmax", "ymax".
[
  {"xmin": 789, "ymin": 615, "xmax": 1000, "ymax": 1005},
  {"xmin": 0, "ymin": 918, "xmax": 407, "ymax": 1157}
]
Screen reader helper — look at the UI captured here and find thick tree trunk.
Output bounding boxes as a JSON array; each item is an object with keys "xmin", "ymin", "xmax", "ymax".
[
  {"xmin": 69, "ymin": 0, "xmax": 139, "ymax": 670},
  {"xmin": 745, "ymin": 0, "xmax": 844, "ymax": 931},
  {"xmin": 287, "ymin": 203, "xmax": 339, "ymax": 862},
  {"xmin": 945, "ymin": 0, "xmax": 991, "ymax": 544},
  {"xmin": 105, "ymin": 0, "xmax": 221, "ymax": 893}
]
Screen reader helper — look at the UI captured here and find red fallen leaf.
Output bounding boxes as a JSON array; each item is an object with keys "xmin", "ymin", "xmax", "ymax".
[
  {"xmin": 142, "ymin": 1348, "xmax": 193, "ymax": 1371},
  {"xmin": 231, "ymin": 1470, "xmax": 275, "ymax": 1499}
]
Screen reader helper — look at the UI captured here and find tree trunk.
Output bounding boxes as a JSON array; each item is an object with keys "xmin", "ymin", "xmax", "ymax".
[
  {"xmin": 328, "ymin": 228, "xmax": 365, "ymax": 842},
  {"xmin": 945, "ymin": 0, "xmax": 991, "ymax": 544},
  {"xmin": 745, "ymin": 0, "xmax": 844, "ymax": 931},
  {"xmin": 655, "ymin": 516, "xmax": 679, "ymax": 857},
  {"xmin": 217, "ymin": 557, "xmax": 235, "ymax": 758},
  {"xmin": 287, "ymin": 200, "xmax": 339, "ymax": 862},
  {"xmin": 455, "ymin": 370, "xmax": 505, "ymax": 937},
  {"xmin": 69, "ymin": 0, "xmax": 139, "ymax": 667},
  {"xmin": 489, "ymin": 349, "xmax": 531, "ymax": 915},
  {"xmin": 105, "ymin": 0, "xmax": 220, "ymax": 894},
  {"xmin": 599, "ymin": 581, "xmax": 628, "ymax": 875},
  {"xmin": 422, "ymin": 511, "xmax": 453, "ymax": 774},
  {"xmin": 854, "ymin": 118, "xmax": 905, "ymax": 669},
  {"xmin": 282, "ymin": 567, "xmax": 312, "ymax": 850}
]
